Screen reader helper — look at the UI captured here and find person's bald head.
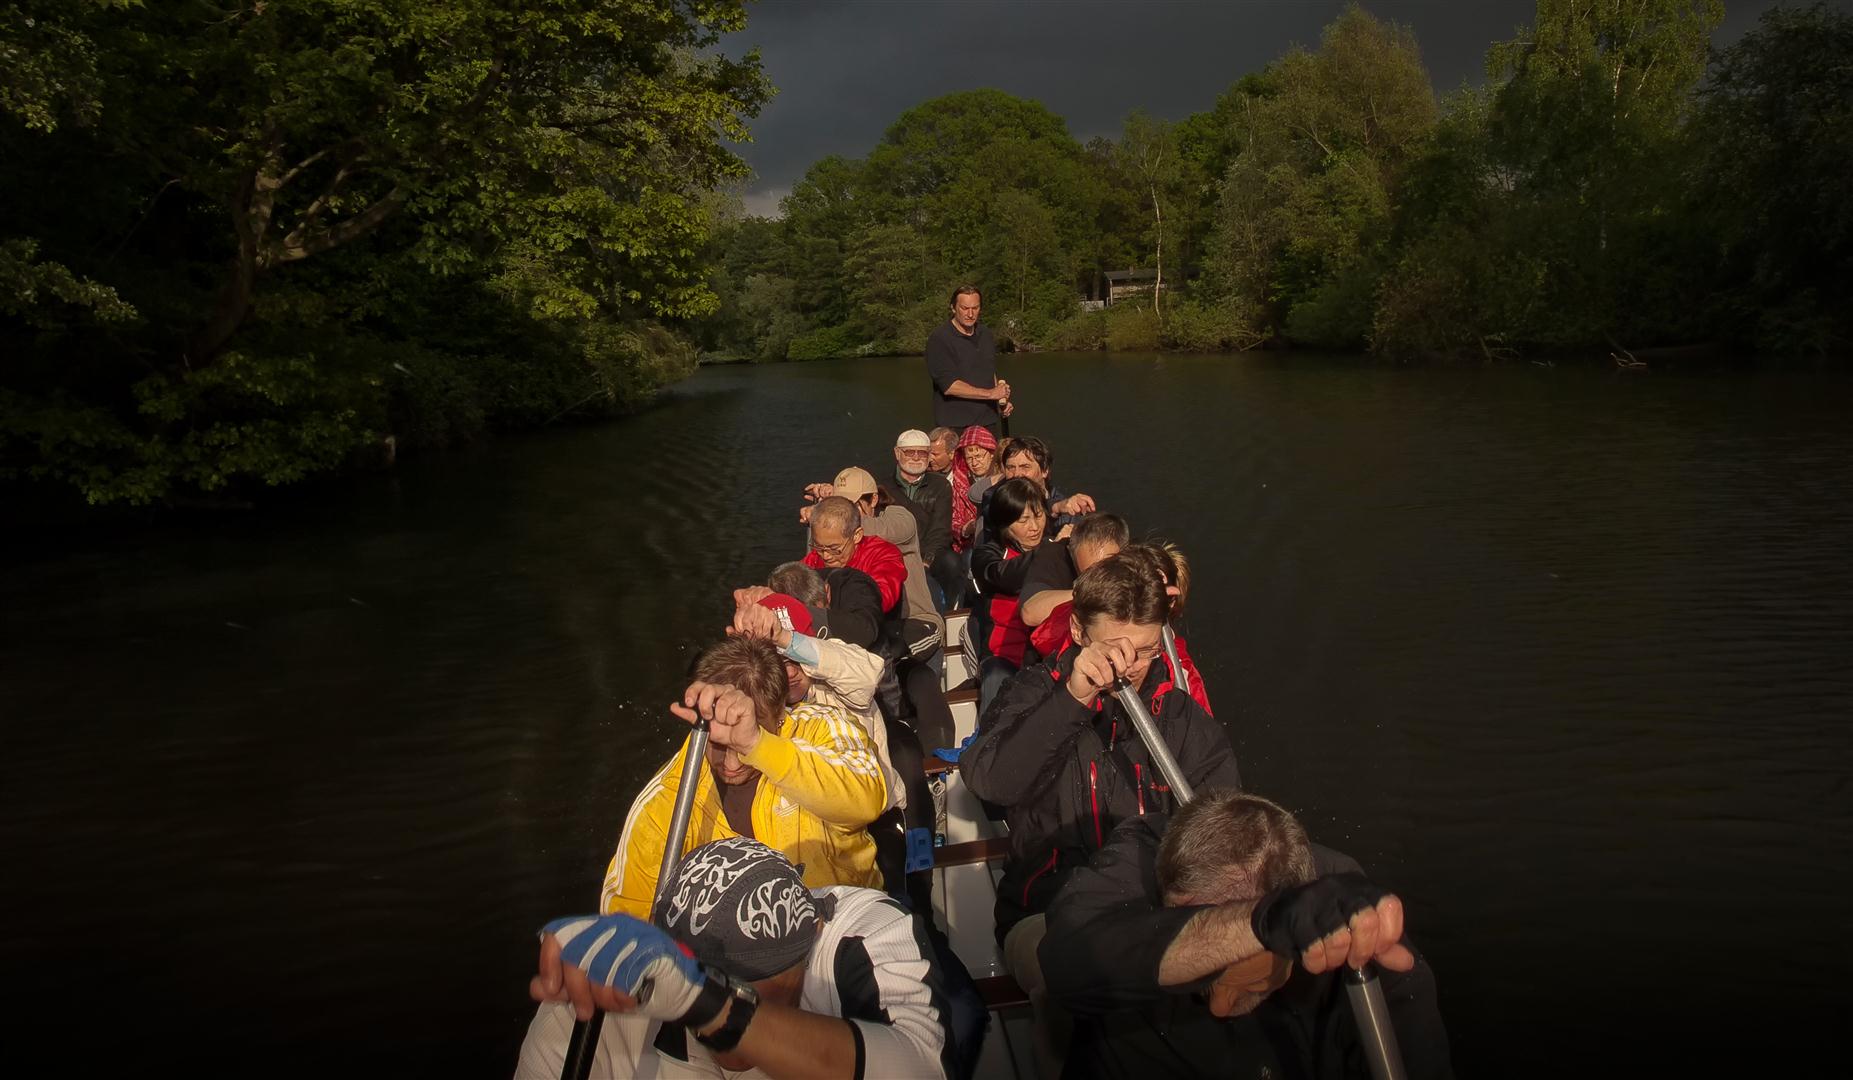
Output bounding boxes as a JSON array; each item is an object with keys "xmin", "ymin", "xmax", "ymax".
[{"xmin": 808, "ymin": 496, "xmax": 862, "ymax": 568}]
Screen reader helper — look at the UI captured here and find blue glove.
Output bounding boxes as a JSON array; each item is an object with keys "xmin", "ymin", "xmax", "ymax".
[
  {"xmin": 931, "ymin": 732, "xmax": 979, "ymax": 764},
  {"xmin": 543, "ymin": 914, "xmax": 710, "ymax": 1023}
]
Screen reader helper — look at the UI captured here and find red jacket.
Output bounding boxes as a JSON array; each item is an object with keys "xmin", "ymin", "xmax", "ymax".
[
  {"xmin": 1029, "ymin": 601, "xmax": 1213, "ymax": 717},
  {"xmin": 804, "ymin": 534, "xmax": 906, "ymax": 616},
  {"xmin": 987, "ymin": 548, "xmax": 1031, "ymax": 666}
]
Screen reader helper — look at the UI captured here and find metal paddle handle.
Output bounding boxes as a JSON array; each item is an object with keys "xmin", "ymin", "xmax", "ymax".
[
  {"xmin": 560, "ymin": 719, "xmax": 712, "ymax": 1080},
  {"xmin": 1109, "ymin": 671, "xmax": 1405, "ymax": 1080},
  {"xmin": 1160, "ymin": 624, "xmax": 1189, "ymax": 696},
  {"xmin": 1108, "ymin": 677, "xmax": 1195, "ymax": 804},
  {"xmin": 1345, "ymin": 966, "xmax": 1407, "ymax": 1080}
]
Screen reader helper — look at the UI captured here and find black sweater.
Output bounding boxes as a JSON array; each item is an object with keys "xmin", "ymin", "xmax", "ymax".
[{"xmin": 1041, "ymin": 815, "xmax": 1454, "ymax": 1080}]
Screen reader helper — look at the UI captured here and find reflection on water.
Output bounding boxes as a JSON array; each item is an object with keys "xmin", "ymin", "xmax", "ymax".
[{"xmin": 2, "ymin": 353, "xmax": 1850, "ymax": 1074}]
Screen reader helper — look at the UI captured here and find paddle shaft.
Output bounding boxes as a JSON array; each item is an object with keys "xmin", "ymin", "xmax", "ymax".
[
  {"xmin": 1109, "ymin": 679, "xmax": 1195, "ymax": 803},
  {"xmin": 1344, "ymin": 967, "xmax": 1407, "ymax": 1080},
  {"xmin": 1160, "ymin": 625, "xmax": 1189, "ymax": 696},
  {"xmin": 1108, "ymin": 675, "xmax": 1406, "ymax": 1080},
  {"xmin": 560, "ymin": 720, "xmax": 712, "ymax": 1080}
]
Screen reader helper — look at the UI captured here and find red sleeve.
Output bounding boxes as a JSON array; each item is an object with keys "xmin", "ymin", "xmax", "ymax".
[
  {"xmin": 802, "ymin": 551, "xmax": 824, "ymax": 570},
  {"xmin": 1030, "ymin": 600, "xmax": 1074, "ymax": 658},
  {"xmin": 1174, "ymin": 635, "xmax": 1213, "ymax": 717},
  {"xmin": 853, "ymin": 538, "xmax": 905, "ymax": 614}
]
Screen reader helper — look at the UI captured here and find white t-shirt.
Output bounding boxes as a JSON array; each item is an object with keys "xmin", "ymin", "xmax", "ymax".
[{"xmin": 515, "ymin": 886, "xmax": 950, "ymax": 1079}]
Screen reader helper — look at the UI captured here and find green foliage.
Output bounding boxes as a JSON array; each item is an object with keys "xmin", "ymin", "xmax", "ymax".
[
  {"xmin": 1, "ymin": 0, "xmax": 764, "ymax": 504},
  {"xmin": 1692, "ymin": 2, "xmax": 1853, "ymax": 352},
  {"xmin": 1199, "ymin": 4, "xmax": 1437, "ymax": 338},
  {"xmin": 1104, "ymin": 305, "xmax": 1163, "ymax": 352},
  {"xmin": 0, "ymin": 238, "xmax": 137, "ymax": 328},
  {"xmin": 785, "ymin": 323, "xmax": 866, "ymax": 362},
  {"xmin": 1045, "ymin": 309, "xmax": 1108, "ymax": 351},
  {"xmin": 1160, "ymin": 297, "xmax": 1268, "ymax": 352}
]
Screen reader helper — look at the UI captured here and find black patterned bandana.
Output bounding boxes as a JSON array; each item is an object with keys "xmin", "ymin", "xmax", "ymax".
[{"xmin": 651, "ymin": 837, "xmax": 826, "ymax": 981}]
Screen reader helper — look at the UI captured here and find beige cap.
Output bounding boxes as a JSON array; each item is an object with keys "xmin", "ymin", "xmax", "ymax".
[
  {"xmin": 833, "ymin": 466, "xmax": 879, "ymax": 502},
  {"xmin": 895, "ymin": 429, "xmax": 932, "ymax": 449}
]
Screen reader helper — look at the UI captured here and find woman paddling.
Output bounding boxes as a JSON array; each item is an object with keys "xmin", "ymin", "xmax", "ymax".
[{"xmin": 971, "ymin": 476, "xmax": 1056, "ymax": 712}]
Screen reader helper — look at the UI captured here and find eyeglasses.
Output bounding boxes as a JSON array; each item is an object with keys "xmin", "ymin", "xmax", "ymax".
[
  {"xmin": 898, "ymin": 449, "xmax": 930, "ymax": 458},
  {"xmin": 809, "ymin": 537, "xmax": 854, "ymax": 559},
  {"xmin": 1081, "ymin": 639, "xmax": 1164, "ymax": 663}
]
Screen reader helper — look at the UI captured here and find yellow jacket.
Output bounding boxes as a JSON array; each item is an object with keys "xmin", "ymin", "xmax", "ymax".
[{"xmin": 599, "ymin": 701, "xmax": 889, "ymax": 916}]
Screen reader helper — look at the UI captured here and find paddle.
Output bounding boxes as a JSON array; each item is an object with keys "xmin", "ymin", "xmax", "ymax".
[
  {"xmin": 559, "ymin": 717, "xmax": 713, "ymax": 1080},
  {"xmin": 1107, "ymin": 675, "xmax": 1407, "ymax": 1080}
]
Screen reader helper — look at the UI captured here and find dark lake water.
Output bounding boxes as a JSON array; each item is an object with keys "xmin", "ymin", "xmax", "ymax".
[{"xmin": 3, "ymin": 352, "xmax": 1850, "ymax": 1076}]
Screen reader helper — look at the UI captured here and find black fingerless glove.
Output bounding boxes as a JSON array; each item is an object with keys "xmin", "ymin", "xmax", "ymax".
[{"xmin": 1249, "ymin": 872, "xmax": 1389, "ymax": 957}]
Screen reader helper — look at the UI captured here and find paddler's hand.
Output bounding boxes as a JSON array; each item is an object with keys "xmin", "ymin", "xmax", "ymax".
[
  {"xmin": 729, "ymin": 601, "xmax": 793, "ymax": 649},
  {"xmin": 1068, "ymin": 637, "xmax": 1136, "ymax": 705},
  {"xmin": 1000, "ymin": 399, "xmax": 1015, "ymax": 418},
  {"xmin": 532, "ymin": 914, "xmax": 723, "ymax": 1027},
  {"xmin": 1053, "ymin": 492, "xmax": 1096, "ymax": 516},
  {"xmin": 991, "ymin": 378, "xmax": 1010, "ymax": 402},
  {"xmin": 732, "ymin": 586, "xmax": 774, "ymax": 609},
  {"xmin": 1250, "ymin": 873, "xmax": 1414, "ymax": 975},
  {"xmin": 798, "ymin": 504, "xmax": 814, "ymax": 525},
  {"xmin": 803, "ymin": 482, "xmax": 834, "ymax": 503},
  {"xmin": 672, "ymin": 681, "xmax": 762, "ymax": 755}
]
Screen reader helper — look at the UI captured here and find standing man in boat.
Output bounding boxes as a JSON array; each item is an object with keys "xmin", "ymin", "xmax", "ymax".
[
  {"xmin": 1037, "ymin": 790, "xmax": 1452, "ymax": 1079},
  {"xmin": 927, "ymin": 285, "xmax": 1013, "ymax": 436}
]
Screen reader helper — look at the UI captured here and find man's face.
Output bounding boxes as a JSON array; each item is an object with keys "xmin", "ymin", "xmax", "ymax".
[
  {"xmin": 895, "ymin": 443, "xmax": 931, "ymax": 479},
  {"xmin": 1073, "ymin": 615, "xmax": 1163, "ymax": 688},
  {"xmin": 808, "ymin": 518, "xmax": 859, "ymax": 568},
  {"xmin": 952, "ymin": 293, "xmax": 980, "ymax": 331},
  {"xmin": 928, "ymin": 438, "xmax": 955, "ymax": 474},
  {"xmin": 706, "ymin": 743, "xmax": 760, "ymax": 786},
  {"xmin": 782, "ymin": 659, "xmax": 810, "ymax": 705},
  {"xmin": 1072, "ymin": 539, "xmax": 1122, "ymax": 574},
  {"xmin": 706, "ymin": 703, "xmax": 778, "ymax": 785},
  {"xmin": 1002, "ymin": 449, "xmax": 1047, "ymax": 490}
]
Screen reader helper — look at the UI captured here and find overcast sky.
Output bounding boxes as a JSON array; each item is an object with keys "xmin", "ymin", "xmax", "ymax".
[{"xmin": 721, "ymin": 0, "xmax": 1822, "ymax": 216}]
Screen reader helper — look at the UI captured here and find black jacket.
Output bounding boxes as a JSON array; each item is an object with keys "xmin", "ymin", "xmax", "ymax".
[
  {"xmin": 1042, "ymin": 815, "xmax": 1453, "ymax": 1080},
  {"xmin": 961, "ymin": 646, "xmax": 1242, "ymax": 940},
  {"xmin": 890, "ymin": 468, "xmax": 953, "ymax": 568},
  {"xmin": 817, "ymin": 567, "xmax": 885, "ymax": 651}
]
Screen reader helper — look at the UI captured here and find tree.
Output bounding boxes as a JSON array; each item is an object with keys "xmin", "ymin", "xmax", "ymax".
[
  {"xmin": 88, "ymin": 1, "xmax": 770, "ymax": 363},
  {"xmin": 1, "ymin": 1, "xmax": 769, "ymax": 503},
  {"xmin": 1116, "ymin": 111, "xmax": 1186, "ymax": 314},
  {"xmin": 1200, "ymin": 3, "xmax": 1437, "ymax": 345},
  {"xmin": 1481, "ymin": 0, "xmax": 1722, "ymax": 344},
  {"xmin": 1693, "ymin": 2, "xmax": 1853, "ymax": 351}
]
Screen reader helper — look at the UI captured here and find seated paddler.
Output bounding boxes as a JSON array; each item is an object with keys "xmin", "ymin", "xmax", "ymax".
[
  {"xmin": 519, "ymin": 838, "xmax": 953, "ymax": 1079},
  {"xmin": 598, "ymin": 636, "xmax": 888, "ymax": 918},
  {"xmin": 1039, "ymin": 790, "xmax": 1452, "ymax": 1079}
]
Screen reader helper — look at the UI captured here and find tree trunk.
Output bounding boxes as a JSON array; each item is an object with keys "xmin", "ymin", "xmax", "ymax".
[
  {"xmin": 1151, "ymin": 182, "xmax": 1164, "ymax": 316},
  {"xmin": 191, "ymin": 249, "xmax": 256, "ymax": 366},
  {"xmin": 189, "ymin": 159, "xmax": 277, "ymax": 365}
]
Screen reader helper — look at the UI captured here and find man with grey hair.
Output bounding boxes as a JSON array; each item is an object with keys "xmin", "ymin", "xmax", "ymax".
[
  {"xmin": 1038, "ymin": 790, "xmax": 1453, "ymax": 1079},
  {"xmin": 757, "ymin": 561, "xmax": 885, "ymax": 652},
  {"xmin": 926, "ymin": 427, "xmax": 959, "ymax": 476}
]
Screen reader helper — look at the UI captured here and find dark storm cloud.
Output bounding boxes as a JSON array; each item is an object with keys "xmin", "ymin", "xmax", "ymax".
[{"xmin": 722, "ymin": 0, "xmax": 1823, "ymax": 215}]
